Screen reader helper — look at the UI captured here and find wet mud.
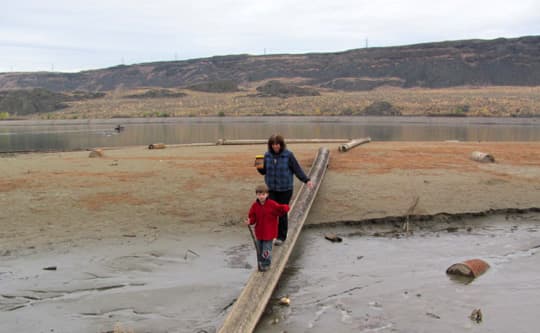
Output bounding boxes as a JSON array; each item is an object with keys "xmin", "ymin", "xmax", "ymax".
[
  {"xmin": 0, "ymin": 231, "xmax": 249, "ymax": 333},
  {"xmin": 257, "ymin": 212, "xmax": 540, "ymax": 333},
  {"xmin": 1, "ymin": 212, "xmax": 539, "ymax": 333}
]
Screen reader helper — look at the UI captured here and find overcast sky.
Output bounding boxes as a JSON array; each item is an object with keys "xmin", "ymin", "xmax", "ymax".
[{"xmin": 1, "ymin": 0, "xmax": 539, "ymax": 73}]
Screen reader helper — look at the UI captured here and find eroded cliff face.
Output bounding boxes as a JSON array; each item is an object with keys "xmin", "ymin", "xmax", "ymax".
[{"xmin": 1, "ymin": 36, "xmax": 539, "ymax": 92}]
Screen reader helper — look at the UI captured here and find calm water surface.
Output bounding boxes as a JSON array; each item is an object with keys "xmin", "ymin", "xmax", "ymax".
[{"xmin": 1, "ymin": 116, "xmax": 539, "ymax": 152}]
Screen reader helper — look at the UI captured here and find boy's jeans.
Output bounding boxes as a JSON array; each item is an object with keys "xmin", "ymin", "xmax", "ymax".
[{"xmin": 257, "ymin": 240, "xmax": 273, "ymax": 268}]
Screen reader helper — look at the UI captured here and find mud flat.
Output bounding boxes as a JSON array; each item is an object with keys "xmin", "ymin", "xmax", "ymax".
[
  {"xmin": 259, "ymin": 213, "xmax": 540, "ymax": 333},
  {"xmin": 1, "ymin": 141, "xmax": 539, "ymax": 332}
]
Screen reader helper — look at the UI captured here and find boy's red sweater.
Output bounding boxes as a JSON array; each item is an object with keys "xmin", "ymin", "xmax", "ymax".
[{"xmin": 248, "ymin": 199, "xmax": 290, "ymax": 240}]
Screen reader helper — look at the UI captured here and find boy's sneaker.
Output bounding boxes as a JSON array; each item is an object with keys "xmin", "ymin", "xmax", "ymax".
[{"xmin": 274, "ymin": 239, "xmax": 284, "ymax": 246}]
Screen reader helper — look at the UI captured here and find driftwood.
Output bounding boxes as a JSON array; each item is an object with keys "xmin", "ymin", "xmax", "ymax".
[
  {"xmin": 247, "ymin": 225, "xmax": 260, "ymax": 262},
  {"xmin": 471, "ymin": 151, "xmax": 495, "ymax": 163},
  {"xmin": 338, "ymin": 137, "xmax": 371, "ymax": 152},
  {"xmin": 402, "ymin": 195, "xmax": 420, "ymax": 233},
  {"xmin": 217, "ymin": 138, "xmax": 349, "ymax": 145},
  {"xmin": 218, "ymin": 147, "xmax": 330, "ymax": 333},
  {"xmin": 88, "ymin": 149, "xmax": 104, "ymax": 158},
  {"xmin": 148, "ymin": 143, "xmax": 166, "ymax": 149},
  {"xmin": 470, "ymin": 308, "xmax": 483, "ymax": 323},
  {"xmin": 165, "ymin": 142, "xmax": 217, "ymax": 148}
]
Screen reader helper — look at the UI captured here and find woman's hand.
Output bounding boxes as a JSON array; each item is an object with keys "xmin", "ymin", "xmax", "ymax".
[{"xmin": 306, "ymin": 180, "xmax": 314, "ymax": 189}]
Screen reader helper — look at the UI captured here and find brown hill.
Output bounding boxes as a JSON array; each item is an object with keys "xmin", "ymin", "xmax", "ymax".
[{"xmin": 1, "ymin": 36, "xmax": 539, "ymax": 92}]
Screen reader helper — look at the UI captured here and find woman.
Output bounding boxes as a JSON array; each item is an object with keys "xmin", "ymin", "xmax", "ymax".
[{"xmin": 257, "ymin": 134, "xmax": 313, "ymax": 245}]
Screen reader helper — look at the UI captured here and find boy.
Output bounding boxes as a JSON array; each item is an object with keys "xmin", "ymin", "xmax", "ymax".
[{"xmin": 245, "ymin": 184, "xmax": 289, "ymax": 272}]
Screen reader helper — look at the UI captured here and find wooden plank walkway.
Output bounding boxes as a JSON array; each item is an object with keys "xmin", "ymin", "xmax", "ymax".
[{"xmin": 218, "ymin": 147, "xmax": 330, "ymax": 333}]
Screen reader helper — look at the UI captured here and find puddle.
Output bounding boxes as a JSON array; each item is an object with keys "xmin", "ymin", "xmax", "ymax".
[{"xmin": 257, "ymin": 213, "xmax": 540, "ymax": 333}]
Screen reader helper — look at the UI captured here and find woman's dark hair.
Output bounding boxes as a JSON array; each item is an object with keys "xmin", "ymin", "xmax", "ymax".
[{"xmin": 267, "ymin": 134, "xmax": 286, "ymax": 153}]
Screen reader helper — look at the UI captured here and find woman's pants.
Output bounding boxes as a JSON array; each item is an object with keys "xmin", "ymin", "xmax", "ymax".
[{"xmin": 269, "ymin": 189, "xmax": 293, "ymax": 241}]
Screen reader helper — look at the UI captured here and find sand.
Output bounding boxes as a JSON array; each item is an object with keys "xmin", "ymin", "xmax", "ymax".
[
  {"xmin": 2, "ymin": 141, "xmax": 539, "ymax": 252},
  {"xmin": 1, "ymin": 141, "xmax": 540, "ymax": 332}
]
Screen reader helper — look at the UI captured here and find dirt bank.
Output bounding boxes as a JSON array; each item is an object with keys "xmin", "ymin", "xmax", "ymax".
[{"xmin": 1, "ymin": 141, "xmax": 539, "ymax": 254}]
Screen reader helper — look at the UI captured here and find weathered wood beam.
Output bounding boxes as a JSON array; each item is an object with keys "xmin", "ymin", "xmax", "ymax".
[
  {"xmin": 217, "ymin": 138, "xmax": 349, "ymax": 145},
  {"xmin": 338, "ymin": 137, "xmax": 371, "ymax": 152},
  {"xmin": 218, "ymin": 147, "xmax": 330, "ymax": 333}
]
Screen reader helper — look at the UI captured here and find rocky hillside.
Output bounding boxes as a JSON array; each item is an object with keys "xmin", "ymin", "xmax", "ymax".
[{"xmin": 0, "ymin": 36, "xmax": 539, "ymax": 92}]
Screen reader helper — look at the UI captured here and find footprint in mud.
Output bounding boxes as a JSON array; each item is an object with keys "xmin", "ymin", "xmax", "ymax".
[
  {"xmin": 1, "ymin": 294, "xmax": 30, "ymax": 312},
  {"xmin": 368, "ymin": 301, "xmax": 383, "ymax": 310},
  {"xmin": 308, "ymin": 304, "xmax": 330, "ymax": 328},
  {"xmin": 1, "ymin": 283, "xmax": 131, "ymax": 313},
  {"xmin": 105, "ymin": 256, "xmax": 157, "ymax": 272},
  {"xmin": 105, "ymin": 254, "xmax": 186, "ymax": 272},
  {"xmin": 224, "ymin": 244, "xmax": 252, "ymax": 269},
  {"xmin": 80, "ymin": 307, "xmax": 152, "ymax": 317}
]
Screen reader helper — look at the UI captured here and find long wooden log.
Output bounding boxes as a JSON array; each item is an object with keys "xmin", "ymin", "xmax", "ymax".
[
  {"xmin": 217, "ymin": 138, "xmax": 349, "ymax": 145},
  {"xmin": 218, "ymin": 147, "xmax": 330, "ymax": 333},
  {"xmin": 148, "ymin": 143, "xmax": 166, "ymax": 149},
  {"xmin": 338, "ymin": 137, "xmax": 371, "ymax": 152}
]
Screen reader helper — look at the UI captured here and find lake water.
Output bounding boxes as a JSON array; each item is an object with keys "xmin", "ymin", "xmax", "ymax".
[{"xmin": 1, "ymin": 116, "xmax": 539, "ymax": 152}]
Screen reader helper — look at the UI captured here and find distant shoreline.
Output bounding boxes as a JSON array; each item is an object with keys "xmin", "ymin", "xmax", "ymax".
[{"xmin": 2, "ymin": 115, "xmax": 540, "ymax": 126}]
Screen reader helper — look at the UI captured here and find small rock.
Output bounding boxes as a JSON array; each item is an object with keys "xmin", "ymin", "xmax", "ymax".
[
  {"xmin": 426, "ymin": 312, "xmax": 441, "ymax": 319},
  {"xmin": 279, "ymin": 296, "xmax": 290, "ymax": 306},
  {"xmin": 324, "ymin": 233, "xmax": 342, "ymax": 242}
]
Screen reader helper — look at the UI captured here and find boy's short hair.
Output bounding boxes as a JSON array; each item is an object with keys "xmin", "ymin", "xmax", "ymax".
[{"xmin": 255, "ymin": 184, "xmax": 269, "ymax": 193}]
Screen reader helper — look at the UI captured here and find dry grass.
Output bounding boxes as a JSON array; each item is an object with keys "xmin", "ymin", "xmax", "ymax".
[
  {"xmin": 330, "ymin": 142, "xmax": 540, "ymax": 175},
  {"xmin": 34, "ymin": 85, "xmax": 540, "ymax": 119}
]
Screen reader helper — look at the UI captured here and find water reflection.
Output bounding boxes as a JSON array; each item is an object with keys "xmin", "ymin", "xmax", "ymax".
[{"xmin": 0, "ymin": 116, "xmax": 539, "ymax": 152}]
